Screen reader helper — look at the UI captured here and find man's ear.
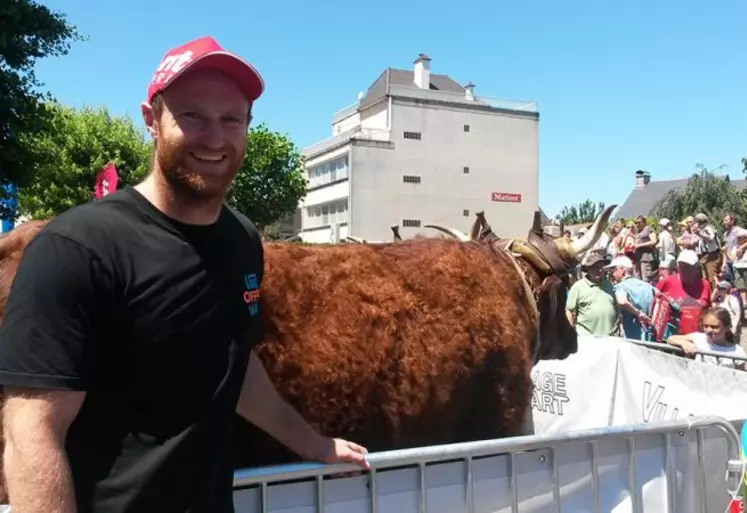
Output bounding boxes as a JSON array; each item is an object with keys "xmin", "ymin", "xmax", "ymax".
[{"xmin": 141, "ymin": 101, "xmax": 158, "ymax": 139}]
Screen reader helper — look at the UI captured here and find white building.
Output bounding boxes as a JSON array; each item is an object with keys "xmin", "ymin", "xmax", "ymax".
[{"xmin": 299, "ymin": 54, "xmax": 539, "ymax": 244}]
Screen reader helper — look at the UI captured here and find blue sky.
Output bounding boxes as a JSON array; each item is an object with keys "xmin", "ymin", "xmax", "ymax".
[{"xmin": 33, "ymin": 0, "xmax": 746, "ymax": 218}]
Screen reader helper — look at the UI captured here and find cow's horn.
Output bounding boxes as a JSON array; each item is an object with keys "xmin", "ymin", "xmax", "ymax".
[
  {"xmin": 423, "ymin": 224, "xmax": 471, "ymax": 242},
  {"xmin": 470, "ymin": 212, "xmax": 486, "ymax": 240},
  {"xmin": 390, "ymin": 225, "xmax": 402, "ymax": 241},
  {"xmin": 345, "ymin": 236, "xmax": 366, "ymax": 244},
  {"xmin": 556, "ymin": 204, "xmax": 617, "ymax": 258}
]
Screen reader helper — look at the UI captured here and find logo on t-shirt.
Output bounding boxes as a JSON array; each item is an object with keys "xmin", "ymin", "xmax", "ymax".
[{"xmin": 243, "ymin": 273, "xmax": 260, "ymax": 317}]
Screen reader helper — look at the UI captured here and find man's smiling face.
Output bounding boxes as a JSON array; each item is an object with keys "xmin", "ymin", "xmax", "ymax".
[{"xmin": 143, "ymin": 67, "xmax": 251, "ymax": 202}]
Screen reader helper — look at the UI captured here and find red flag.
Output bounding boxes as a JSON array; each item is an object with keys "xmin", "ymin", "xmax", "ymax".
[{"xmin": 94, "ymin": 162, "xmax": 119, "ymax": 199}]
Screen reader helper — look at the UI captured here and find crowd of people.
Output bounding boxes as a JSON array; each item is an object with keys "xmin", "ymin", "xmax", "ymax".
[{"xmin": 564, "ymin": 211, "xmax": 747, "ymax": 370}]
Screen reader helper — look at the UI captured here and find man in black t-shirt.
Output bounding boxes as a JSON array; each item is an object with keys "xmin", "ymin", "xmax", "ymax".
[{"xmin": 0, "ymin": 36, "xmax": 368, "ymax": 513}]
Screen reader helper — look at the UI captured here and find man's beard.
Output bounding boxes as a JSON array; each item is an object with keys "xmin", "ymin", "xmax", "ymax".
[{"xmin": 155, "ymin": 135, "xmax": 243, "ymax": 204}]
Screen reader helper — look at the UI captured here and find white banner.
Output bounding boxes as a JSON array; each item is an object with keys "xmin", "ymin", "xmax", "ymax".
[
  {"xmin": 529, "ymin": 336, "xmax": 747, "ymax": 512},
  {"xmin": 532, "ymin": 336, "xmax": 747, "ymax": 435},
  {"xmin": 612, "ymin": 340, "xmax": 747, "ymax": 425},
  {"xmin": 531, "ymin": 337, "xmax": 619, "ymax": 433}
]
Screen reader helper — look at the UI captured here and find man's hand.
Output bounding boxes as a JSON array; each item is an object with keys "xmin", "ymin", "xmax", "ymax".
[
  {"xmin": 637, "ymin": 311, "xmax": 652, "ymax": 328},
  {"xmin": 308, "ymin": 437, "xmax": 370, "ymax": 468}
]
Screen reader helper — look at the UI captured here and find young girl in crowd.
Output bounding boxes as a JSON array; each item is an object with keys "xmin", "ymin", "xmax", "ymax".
[{"xmin": 666, "ymin": 307, "xmax": 746, "ymax": 370}]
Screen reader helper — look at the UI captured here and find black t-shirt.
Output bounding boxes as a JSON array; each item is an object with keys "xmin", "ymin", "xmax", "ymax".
[{"xmin": 0, "ymin": 186, "xmax": 264, "ymax": 513}]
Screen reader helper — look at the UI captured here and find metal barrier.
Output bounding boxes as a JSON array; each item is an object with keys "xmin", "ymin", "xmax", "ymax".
[
  {"xmin": 630, "ymin": 339, "xmax": 747, "ymax": 367},
  {"xmin": 233, "ymin": 416, "xmax": 744, "ymax": 513}
]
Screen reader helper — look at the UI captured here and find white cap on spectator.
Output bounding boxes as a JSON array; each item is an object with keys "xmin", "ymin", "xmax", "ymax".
[
  {"xmin": 677, "ymin": 249, "xmax": 699, "ymax": 266},
  {"xmin": 603, "ymin": 255, "xmax": 634, "ymax": 270},
  {"xmin": 658, "ymin": 218, "xmax": 671, "ymax": 227}
]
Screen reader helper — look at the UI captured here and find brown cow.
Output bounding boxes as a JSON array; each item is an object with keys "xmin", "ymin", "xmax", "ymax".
[
  {"xmin": 0, "ymin": 206, "xmax": 613, "ymax": 500},
  {"xmin": 231, "ymin": 206, "xmax": 616, "ymax": 469}
]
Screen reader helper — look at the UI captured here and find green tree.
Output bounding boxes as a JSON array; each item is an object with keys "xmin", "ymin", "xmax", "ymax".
[
  {"xmin": 651, "ymin": 164, "xmax": 747, "ymax": 225},
  {"xmin": 556, "ymin": 199, "xmax": 606, "ymax": 225},
  {"xmin": 17, "ymin": 103, "xmax": 151, "ymax": 219},
  {"xmin": 227, "ymin": 123, "xmax": 308, "ymax": 229},
  {"xmin": 1, "ymin": 1, "xmax": 83, "ymax": 198}
]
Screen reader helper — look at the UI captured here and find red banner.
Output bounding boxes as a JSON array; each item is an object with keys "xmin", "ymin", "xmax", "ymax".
[{"xmin": 94, "ymin": 162, "xmax": 119, "ymax": 199}]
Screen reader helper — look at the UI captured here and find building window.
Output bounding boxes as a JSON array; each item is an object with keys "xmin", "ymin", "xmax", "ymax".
[
  {"xmin": 464, "ymin": 124, "xmax": 470, "ymax": 132},
  {"xmin": 402, "ymin": 175, "xmax": 421, "ymax": 184},
  {"xmin": 403, "ymin": 131, "xmax": 422, "ymax": 140},
  {"xmin": 463, "ymin": 166, "xmax": 470, "ymax": 174},
  {"xmin": 304, "ymin": 198, "xmax": 349, "ymax": 229},
  {"xmin": 306, "ymin": 155, "xmax": 349, "ymax": 189},
  {"xmin": 402, "ymin": 219, "xmax": 421, "ymax": 228},
  {"xmin": 463, "ymin": 209, "xmax": 470, "ymax": 217}
]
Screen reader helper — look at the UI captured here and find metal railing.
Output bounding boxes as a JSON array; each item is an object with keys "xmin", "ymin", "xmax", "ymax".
[
  {"xmin": 232, "ymin": 415, "xmax": 744, "ymax": 512},
  {"xmin": 629, "ymin": 339, "xmax": 747, "ymax": 367}
]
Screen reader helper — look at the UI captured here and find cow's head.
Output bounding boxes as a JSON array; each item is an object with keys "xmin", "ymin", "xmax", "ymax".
[{"xmin": 425, "ymin": 205, "xmax": 616, "ymax": 363}]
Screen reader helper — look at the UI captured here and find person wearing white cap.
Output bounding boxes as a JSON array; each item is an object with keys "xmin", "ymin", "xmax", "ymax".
[
  {"xmin": 657, "ymin": 254, "xmax": 677, "ymax": 283},
  {"xmin": 605, "ymin": 255, "xmax": 656, "ymax": 340},
  {"xmin": 655, "ymin": 249, "xmax": 712, "ymax": 335}
]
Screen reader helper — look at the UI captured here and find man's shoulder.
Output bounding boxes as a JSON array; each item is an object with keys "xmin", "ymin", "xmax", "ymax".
[
  {"xmin": 600, "ymin": 279, "xmax": 615, "ymax": 293},
  {"xmin": 221, "ymin": 205, "xmax": 262, "ymax": 250},
  {"xmin": 42, "ymin": 189, "xmax": 138, "ymax": 244},
  {"xmin": 614, "ymin": 278, "xmax": 632, "ymax": 292},
  {"xmin": 569, "ymin": 278, "xmax": 587, "ymax": 291},
  {"xmin": 627, "ymin": 276, "xmax": 654, "ymax": 289},
  {"xmin": 223, "ymin": 205, "xmax": 260, "ymax": 236}
]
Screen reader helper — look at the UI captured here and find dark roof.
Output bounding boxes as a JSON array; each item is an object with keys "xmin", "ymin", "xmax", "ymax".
[
  {"xmin": 360, "ymin": 68, "xmax": 465, "ymax": 108},
  {"xmin": 615, "ymin": 175, "xmax": 747, "ymax": 219}
]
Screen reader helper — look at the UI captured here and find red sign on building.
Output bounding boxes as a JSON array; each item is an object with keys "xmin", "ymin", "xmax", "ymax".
[{"xmin": 491, "ymin": 192, "xmax": 522, "ymax": 203}]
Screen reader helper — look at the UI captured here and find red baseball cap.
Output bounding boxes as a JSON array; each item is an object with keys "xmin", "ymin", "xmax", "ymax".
[{"xmin": 147, "ymin": 36, "xmax": 264, "ymax": 104}]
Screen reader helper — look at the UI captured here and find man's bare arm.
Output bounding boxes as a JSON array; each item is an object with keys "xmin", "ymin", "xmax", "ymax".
[
  {"xmin": 236, "ymin": 351, "xmax": 329, "ymax": 461},
  {"xmin": 3, "ymin": 388, "xmax": 85, "ymax": 513},
  {"xmin": 565, "ymin": 309, "xmax": 576, "ymax": 327}
]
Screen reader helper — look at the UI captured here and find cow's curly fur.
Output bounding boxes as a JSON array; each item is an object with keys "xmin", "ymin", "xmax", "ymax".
[
  {"xmin": 0, "ymin": 221, "xmax": 46, "ymax": 325},
  {"xmin": 232, "ymin": 238, "xmax": 538, "ymax": 468}
]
